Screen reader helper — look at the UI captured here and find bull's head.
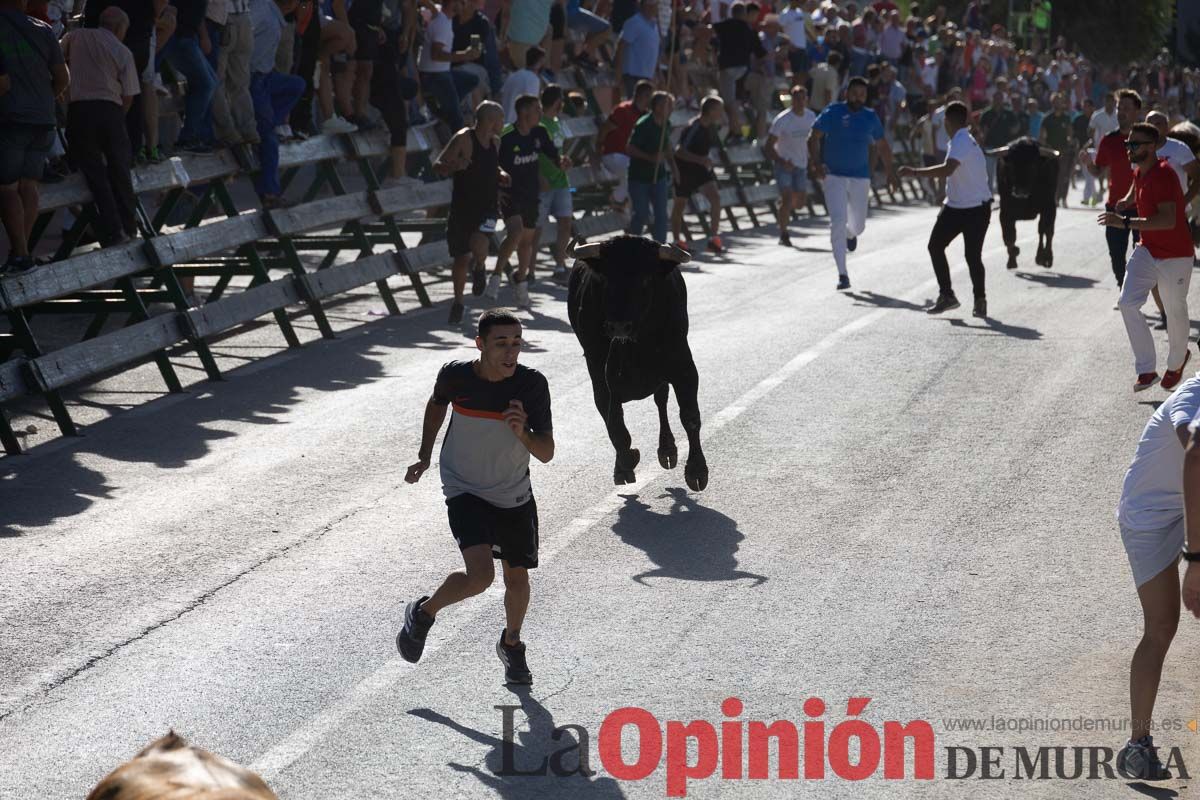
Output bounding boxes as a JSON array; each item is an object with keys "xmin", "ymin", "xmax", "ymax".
[
  {"xmin": 569, "ymin": 235, "xmax": 690, "ymax": 341},
  {"xmin": 998, "ymin": 137, "xmax": 1044, "ymax": 200}
]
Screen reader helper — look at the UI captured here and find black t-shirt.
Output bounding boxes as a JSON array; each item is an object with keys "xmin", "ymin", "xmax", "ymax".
[
  {"xmin": 432, "ymin": 360, "xmax": 552, "ymax": 508},
  {"xmin": 676, "ymin": 118, "xmax": 715, "ymax": 185},
  {"xmin": 349, "ymin": 0, "xmax": 383, "ymax": 28},
  {"xmin": 712, "ymin": 18, "xmax": 765, "ymax": 70},
  {"xmin": 980, "ymin": 106, "xmax": 1020, "ymax": 148},
  {"xmin": 452, "ymin": 10, "xmax": 490, "ymax": 64},
  {"xmin": 499, "ymin": 124, "xmax": 559, "ymax": 204},
  {"xmin": 1072, "ymin": 112, "xmax": 1090, "ymax": 146}
]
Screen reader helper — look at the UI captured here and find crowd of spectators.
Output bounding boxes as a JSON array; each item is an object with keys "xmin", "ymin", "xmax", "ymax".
[{"xmin": 2, "ymin": 0, "xmax": 1200, "ymax": 273}]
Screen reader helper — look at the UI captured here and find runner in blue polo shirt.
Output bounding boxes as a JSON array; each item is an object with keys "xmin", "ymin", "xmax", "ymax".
[{"xmin": 808, "ymin": 76, "xmax": 899, "ymax": 290}]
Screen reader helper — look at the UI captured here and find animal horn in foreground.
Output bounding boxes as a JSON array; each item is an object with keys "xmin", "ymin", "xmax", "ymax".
[
  {"xmin": 567, "ymin": 238, "xmax": 601, "ymax": 259},
  {"xmin": 658, "ymin": 243, "xmax": 691, "ymax": 263}
]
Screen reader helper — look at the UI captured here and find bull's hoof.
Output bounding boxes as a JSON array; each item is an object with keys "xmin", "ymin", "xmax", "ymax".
[
  {"xmin": 1006, "ymin": 248, "xmax": 1018, "ymax": 270},
  {"xmin": 658, "ymin": 445, "xmax": 678, "ymax": 469},
  {"xmin": 1043, "ymin": 253, "xmax": 1053, "ymax": 269},
  {"xmin": 685, "ymin": 462, "xmax": 709, "ymax": 492},
  {"xmin": 614, "ymin": 448, "xmax": 640, "ymax": 485}
]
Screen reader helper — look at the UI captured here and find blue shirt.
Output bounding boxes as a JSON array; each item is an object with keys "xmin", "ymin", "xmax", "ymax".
[
  {"xmin": 249, "ymin": 0, "xmax": 284, "ymax": 74},
  {"xmin": 1027, "ymin": 110, "xmax": 1044, "ymax": 139},
  {"xmin": 619, "ymin": 12, "xmax": 659, "ymax": 79},
  {"xmin": 813, "ymin": 102, "xmax": 884, "ymax": 178}
]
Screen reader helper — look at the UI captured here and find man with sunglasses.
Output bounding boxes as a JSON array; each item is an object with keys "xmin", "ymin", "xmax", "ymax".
[{"xmin": 1100, "ymin": 122, "xmax": 1196, "ymax": 393}]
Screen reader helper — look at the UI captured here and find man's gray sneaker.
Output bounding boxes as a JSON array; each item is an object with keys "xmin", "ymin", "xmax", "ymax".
[
  {"xmin": 396, "ymin": 596, "xmax": 434, "ymax": 663},
  {"xmin": 1117, "ymin": 736, "xmax": 1171, "ymax": 781}
]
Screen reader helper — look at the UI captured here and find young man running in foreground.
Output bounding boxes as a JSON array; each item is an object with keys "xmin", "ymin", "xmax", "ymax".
[
  {"xmin": 398, "ymin": 309, "xmax": 554, "ymax": 684},
  {"xmin": 1115, "ymin": 373, "xmax": 1200, "ymax": 780}
]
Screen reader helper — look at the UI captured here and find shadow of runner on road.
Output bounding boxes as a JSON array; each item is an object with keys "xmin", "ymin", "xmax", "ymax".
[
  {"xmin": 844, "ymin": 290, "xmax": 930, "ymax": 312},
  {"xmin": 1127, "ymin": 783, "xmax": 1179, "ymax": 799},
  {"xmin": 611, "ymin": 489, "xmax": 767, "ymax": 586},
  {"xmin": 1012, "ymin": 271, "xmax": 1099, "ymax": 289},
  {"xmin": 409, "ymin": 687, "xmax": 626, "ymax": 799},
  {"xmin": 937, "ymin": 317, "xmax": 1043, "ymax": 340}
]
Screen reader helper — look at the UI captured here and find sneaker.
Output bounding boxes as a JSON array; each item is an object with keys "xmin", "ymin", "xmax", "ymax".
[
  {"xmin": 471, "ymin": 262, "xmax": 487, "ymax": 296},
  {"xmin": 496, "ymin": 630, "xmax": 533, "ymax": 684},
  {"xmin": 448, "ymin": 300, "xmax": 465, "ymax": 324},
  {"xmin": 275, "ymin": 124, "xmax": 294, "ymax": 139},
  {"xmin": 836, "ymin": 275, "xmax": 851, "ymax": 291},
  {"xmin": 484, "ymin": 273, "xmax": 502, "ymax": 300},
  {"xmin": 708, "ymin": 235, "xmax": 724, "ymax": 254},
  {"xmin": 1134, "ymin": 372, "xmax": 1160, "ymax": 392},
  {"xmin": 674, "ymin": 238, "xmax": 692, "ymax": 254},
  {"xmin": 846, "ymin": 236, "xmax": 858, "ymax": 252},
  {"xmin": 926, "ymin": 294, "xmax": 961, "ymax": 314},
  {"xmin": 1162, "ymin": 351, "xmax": 1191, "ymax": 391},
  {"xmin": 146, "ymin": 146, "xmax": 166, "ymax": 163},
  {"xmin": 514, "ymin": 278, "xmax": 531, "ymax": 309},
  {"xmin": 778, "ymin": 232, "xmax": 792, "ymax": 246},
  {"xmin": 321, "ymin": 115, "xmax": 359, "ymax": 135},
  {"xmin": 973, "ymin": 297, "xmax": 987, "ymax": 318},
  {"xmin": 1156, "ymin": 313, "xmax": 1168, "ymax": 331},
  {"xmin": 396, "ymin": 596, "xmax": 435, "ymax": 663},
  {"xmin": 1117, "ymin": 736, "xmax": 1171, "ymax": 780},
  {"xmin": 552, "ymin": 264, "xmax": 570, "ymax": 284},
  {"xmin": 347, "ymin": 114, "xmax": 378, "ymax": 132}
]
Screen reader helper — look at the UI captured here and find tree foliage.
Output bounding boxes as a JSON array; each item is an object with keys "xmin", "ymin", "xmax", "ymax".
[{"xmin": 1056, "ymin": 0, "xmax": 1175, "ymax": 65}]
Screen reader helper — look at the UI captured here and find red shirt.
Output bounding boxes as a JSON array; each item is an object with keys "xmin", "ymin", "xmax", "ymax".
[
  {"xmin": 1094, "ymin": 130, "xmax": 1134, "ymax": 207},
  {"xmin": 602, "ymin": 101, "xmax": 642, "ymax": 156},
  {"xmin": 1134, "ymin": 158, "xmax": 1195, "ymax": 260}
]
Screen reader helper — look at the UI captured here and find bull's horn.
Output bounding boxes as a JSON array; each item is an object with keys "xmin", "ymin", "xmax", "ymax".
[
  {"xmin": 568, "ymin": 239, "xmax": 602, "ymax": 259},
  {"xmin": 1038, "ymin": 146, "xmax": 1061, "ymax": 159},
  {"xmin": 658, "ymin": 243, "xmax": 691, "ymax": 263},
  {"xmin": 985, "ymin": 146, "xmax": 1010, "ymax": 158}
]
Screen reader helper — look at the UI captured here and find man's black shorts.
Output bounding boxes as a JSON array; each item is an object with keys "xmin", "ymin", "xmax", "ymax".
[
  {"xmin": 675, "ymin": 168, "xmax": 715, "ymax": 199},
  {"xmin": 447, "ymin": 211, "xmax": 488, "ymax": 258},
  {"xmin": 0, "ymin": 124, "xmax": 54, "ymax": 185},
  {"xmin": 500, "ymin": 193, "xmax": 539, "ymax": 229},
  {"xmin": 352, "ymin": 24, "xmax": 381, "ymax": 61},
  {"xmin": 447, "ymin": 493, "xmax": 539, "ymax": 569}
]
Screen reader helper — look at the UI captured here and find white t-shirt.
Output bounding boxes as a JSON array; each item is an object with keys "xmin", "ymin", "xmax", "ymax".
[
  {"xmin": 920, "ymin": 59, "xmax": 938, "ymax": 93},
  {"xmin": 1089, "ymin": 108, "xmax": 1118, "ymax": 147},
  {"xmin": 944, "ymin": 127, "xmax": 991, "ymax": 208},
  {"xmin": 1118, "ymin": 374, "xmax": 1200, "ymax": 531},
  {"xmin": 500, "ymin": 69, "xmax": 542, "ymax": 124},
  {"xmin": 778, "ymin": 7, "xmax": 809, "ymax": 49},
  {"xmin": 1157, "ymin": 136, "xmax": 1196, "ymax": 194},
  {"xmin": 768, "ymin": 106, "xmax": 816, "ymax": 168},
  {"xmin": 418, "ymin": 11, "xmax": 452, "ymax": 73}
]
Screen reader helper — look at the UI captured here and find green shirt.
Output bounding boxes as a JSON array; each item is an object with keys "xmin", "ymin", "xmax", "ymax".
[
  {"xmin": 628, "ymin": 113, "xmax": 672, "ymax": 184},
  {"xmin": 538, "ymin": 116, "xmax": 570, "ymax": 189},
  {"xmin": 1041, "ymin": 111, "xmax": 1072, "ymax": 151}
]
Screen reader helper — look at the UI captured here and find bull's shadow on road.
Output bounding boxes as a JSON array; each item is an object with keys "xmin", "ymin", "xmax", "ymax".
[
  {"xmin": 1012, "ymin": 271, "xmax": 1099, "ymax": 289},
  {"xmin": 408, "ymin": 689, "xmax": 626, "ymax": 798},
  {"xmin": 611, "ymin": 489, "xmax": 767, "ymax": 586}
]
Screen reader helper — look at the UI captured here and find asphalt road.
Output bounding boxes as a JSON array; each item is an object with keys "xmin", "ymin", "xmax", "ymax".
[{"xmin": 2, "ymin": 195, "xmax": 1198, "ymax": 799}]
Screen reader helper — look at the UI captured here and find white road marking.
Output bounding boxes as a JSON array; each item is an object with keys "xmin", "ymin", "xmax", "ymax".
[{"xmin": 250, "ymin": 239, "xmax": 1020, "ymax": 778}]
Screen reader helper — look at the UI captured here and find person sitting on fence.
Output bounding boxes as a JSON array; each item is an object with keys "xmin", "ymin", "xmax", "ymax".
[
  {"xmin": 62, "ymin": 6, "xmax": 141, "ymax": 247},
  {"xmin": 452, "ymin": 0, "xmax": 501, "ymax": 99},
  {"xmin": 0, "ymin": 0, "xmax": 68, "ymax": 275},
  {"xmin": 498, "ymin": 43, "xmax": 542, "ymax": 125},
  {"xmin": 594, "ymin": 77, "xmax": 651, "ymax": 209},
  {"xmin": 419, "ymin": 0, "xmax": 481, "ymax": 132},
  {"xmin": 564, "ymin": 0, "xmax": 609, "ymax": 67},
  {"xmin": 248, "ymin": 0, "xmax": 305, "ymax": 208},
  {"xmin": 370, "ymin": 0, "xmax": 418, "ymax": 185}
]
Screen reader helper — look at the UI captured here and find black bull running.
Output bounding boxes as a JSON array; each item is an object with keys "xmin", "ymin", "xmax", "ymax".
[
  {"xmin": 566, "ymin": 235, "xmax": 710, "ymax": 491},
  {"xmin": 995, "ymin": 136, "xmax": 1060, "ymax": 270}
]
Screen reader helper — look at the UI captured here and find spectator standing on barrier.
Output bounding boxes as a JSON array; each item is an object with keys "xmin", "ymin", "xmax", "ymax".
[
  {"xmin": 487, "ymin": 93, "xmax": 562, "ymax": 308},
  {"xmin": 1039, "ymin": 91, "xmax": 1073, "ymax": 207},
  {"xmin": 564, "ymin": 0, "xmax": 609, "ymax": 66},
  {"xmin": 898, "ymin": 100, "xmax": 992, "ymax": 317},
  {"xmin": 626, "ymin": 89, "xmax": 674, "ymax": 243},
  {"xmin": 161, "ymin": 0, "xmax": 218, "ymax": 152},
  {"xmin": 777, "ymin": 0, "xmax": 810, "ymax": 87},
  {"xmin": 62, "ymin": 6, "xmax": 140, "ymax": 247},
  {"xmin": 498, "ymin": 44, "xmax": 541, "ymax": 124},
  {"xmin": 809, "ymin": 75, "xmax": 897, "ymax": 291},
  {"xmin": 371, "ymin": 0, "xmax": 417, "ymax": 184},
  {"xmin": 435, "ymin": 100, "xmax": 504, "ymax": 324},
  {"xmin": 595, "ymin": 77, "xmax": 651, "ymax": 208},
  {"xmin": 534, "ymin": 84, "xmax": 574, "ymax": 284},
  {"xmin": 83, "ymin": 0, "xmax": 157, "ymax": 157},
  {"xmin": 342, "ymin": 0, "xmax": 383, "ymax": 130},
  {"xmin": 248, "ymin": 0, "xmax": 304, "ymax": 208},
  {"xmin": 711, "ymin": 2, "xmax": 764, "ymax": 145},
  {"xmin": 418, "ymin": 0, "xmax": 481, "ymax": 132},
  {"xmin": 209, "ymin": 0, "xmax": 256, "ymax": 146},
  {"xmin": 0, "ymin": 0, "xmax": 67, "ymax": 274},
  {"xmin": 1111, "ymin": 373, "xmax": 1200, "ymax": 782},
  {"xmin": 614, "ymin": 0, "xmax": 658, "ymax": 100},
  {"xmin": 397, "ymin": 308, "xmax": 555, "ymax": 687},
  {"xmin": 670, "ymin": 95, "xmax": 724, "ymax": 255},
  {"xmin": 808, "ymin": 48, "xmax": 839, "ymax": 112},
  {"xmin": 766, "ymin": 84, "xmax": 814, "ymax": 246},
  {"xmin": 1103, "ymin": 121, "xmax": 1196, "ymax": 393}
]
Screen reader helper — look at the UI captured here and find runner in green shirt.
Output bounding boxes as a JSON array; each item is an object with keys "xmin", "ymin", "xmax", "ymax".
[
  {"xmin": 626, "ymin": 91, "xmax": 676, "ymax": 243},
  {"xmin": 536, "ymin": 85, "xmax": 574, "ymax": 283},
  {"xmin": 1039, "ymin": 92, "xmax": 1074, "ymax": 207}
]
